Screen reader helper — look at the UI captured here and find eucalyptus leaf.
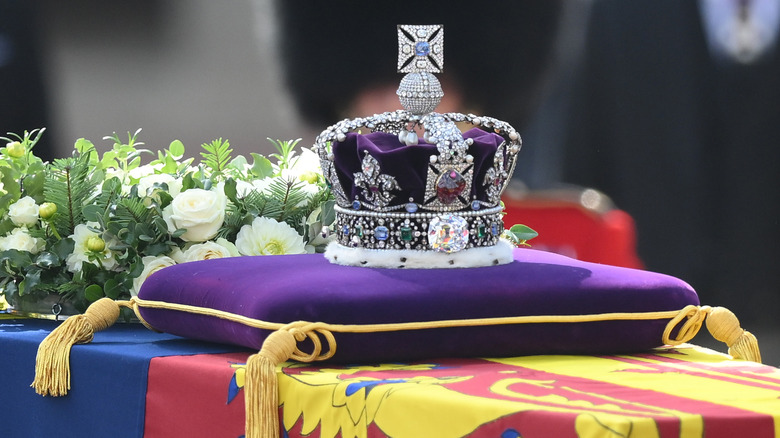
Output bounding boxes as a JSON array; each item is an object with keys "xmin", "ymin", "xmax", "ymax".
[
  {"xmin": 84, "ymin": 284, "xmax": 104, "ymax": 302},
  {"xmin": 169, "ymin": 139, "xmax": 185, "ymax": 158},
  {"xmin": 74, "ymin": 138, "xmax": 95, "ymax": 155},
  {"xmin": 250, "ymin": 153, "xmax": 274, "ymax": 179},
  {"xmin": 103, "ymin": 278, "xmax": 121, "ymax": 299},
  {"xmin": 321, "ymin": 200, "xmax": 336, "ymax": 226},
  {"xmin": 1, "ymin": 170, "xmax": 20, "ymax": 198},
  {"xmin": 82, "ymin": 204, "xmax": 105, "ymax": 223},
  {"xmin": 229, "ymin": 155, "xmax": 248, "ymax": 172}
]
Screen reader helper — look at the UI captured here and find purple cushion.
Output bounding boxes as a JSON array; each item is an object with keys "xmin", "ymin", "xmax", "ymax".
[{"xmin": 137, "ymin": 248, "xmax": 698, "ymax": 362}]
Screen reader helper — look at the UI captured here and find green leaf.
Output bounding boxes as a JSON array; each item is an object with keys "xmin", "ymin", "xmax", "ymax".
[
  {"xmin": 169, "ymin": 140, "xmax": 185, "ymax": 158},
  {"xmin": 74, "ymin": 138, "xmax": 95, "ymax": 155},
  {"xmin": 52, "ymin": 238, "xmax": 75, "ymax": 261},
  {"xmin": 200, "ymin": 138, "xmax": 232, "ymax": 174},
  {"xmin": 103, "ymin": 278, "xmax": 122, "ymax": 299},
  {"xmin": 229, "ymin": 155, "xmax": 248, "ymax": 172},
  {"xmin": 321, "ymin": 200, "xmax": 336, "ymax": 226},
  {"xmin": 21, "ymin": 162, "xmax": 46, "ymax": 200},
  {"xmin": 223, "ymin": 178, "xmax": 238, "ymax": 204},
  {"xmin": 82, "ymin": 204, "xmax": 105, "ymax": 223},
  {"xmin": 18, "ymin": 268, "xmax": 41, "ymax": 295},
  {"xmin": 35, "ymin": 252, "xmax": 60, "ymax": 268},
  {"xmin": 250, "ymin": 153, "xmax": 274, "ymax": 179},
  {"xmin": 84, "ymin": 284, "xmax": 104, "ymax": 302},
  {"xmin": 181, "ymin": 173, "xmax": 203, "ymax": 191},
  {"xmin": 509, "ymin": 224, "xmax": 539, "ymax": 242},
  {"xmin": 1, "ymin": 169, "xmax": 21, "ymax": 199}
]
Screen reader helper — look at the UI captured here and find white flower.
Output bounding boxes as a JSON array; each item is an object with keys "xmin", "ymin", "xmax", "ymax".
[
  {"xmin": 131, "ymin": 255, "xmax": 176, "ymax": 297},
  {"xmin": 128, "ymin": 164, "xmax": 158, "ymax": 180},
  {"xmin": 287, "ymin": 147, "xmax": 322, "ymax": 179},
  {"xmin": 251, "ymin": 178, "xmax": 272, "ymax": 194},
  {"xmin": 65, "ymin": 223, "xmax": 119, "ymax": 272},
  {"xmin": 163, "ymin": 188, "xmax": 227, "ymax": 242},
  {"xmin": 176, "ymin": 238, "xmax": 239, "ymax": 263},
  {"xmin": 235, "ymin": 216, "xmax": 306, "ymax": 255},
  {"xmin": 8, "ymin": 196, "xmax": 39, "ymax": 227},
  {"xmin": 137, "ymin": 173, "xmax": 182, "ymax": 198},
  {"xmin": 0, "ymin": 228, "xmax": 44, "ymax": 253},
  {"xmin": 168, "ymin": 246, "xmax": 186, "ymax": 263}
]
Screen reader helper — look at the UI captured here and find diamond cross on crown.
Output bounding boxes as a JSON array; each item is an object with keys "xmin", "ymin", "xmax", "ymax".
[{"xmin": 397, "ymin": 24, "xmax": 444, "ymax": 73}]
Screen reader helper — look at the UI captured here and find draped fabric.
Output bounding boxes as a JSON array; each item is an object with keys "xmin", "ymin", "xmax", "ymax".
[{"xmin": 3, "ymin": 320, "xmax": 780, "ymax": 437}]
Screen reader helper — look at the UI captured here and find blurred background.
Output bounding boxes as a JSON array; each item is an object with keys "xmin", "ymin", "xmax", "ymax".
[
  {"xmin": 3, "ymin": 0, "xmax": 779, "ymax": 364},
  {"xmin": 3, "ymin": 0, "xmax": 302, "ymax": 158}
]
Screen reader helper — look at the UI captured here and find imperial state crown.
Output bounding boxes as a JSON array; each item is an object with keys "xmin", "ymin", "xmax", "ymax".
[{"xmin": 314, "ymin": 25, "xmax": 522, "ymax": 268}]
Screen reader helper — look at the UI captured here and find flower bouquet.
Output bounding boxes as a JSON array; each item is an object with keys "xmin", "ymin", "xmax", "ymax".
[{"xmin": 0, "ymin": 128, "xmax": 334, "ymax": 318}]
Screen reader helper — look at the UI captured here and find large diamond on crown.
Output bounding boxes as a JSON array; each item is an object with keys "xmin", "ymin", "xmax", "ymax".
[{"xmin": 428, "ymin": 214, "xmax": 469, "ymax": 253}]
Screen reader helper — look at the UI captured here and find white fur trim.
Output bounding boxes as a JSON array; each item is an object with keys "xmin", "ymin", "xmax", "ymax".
[{"xmin": 324, "ymin": 239, "xmax": 515, "ymax": 269}]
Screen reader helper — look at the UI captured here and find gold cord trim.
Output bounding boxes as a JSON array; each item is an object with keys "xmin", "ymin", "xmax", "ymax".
[{"xmin": 125, "ymin": 296, "xmax": 704, "ymax": 363}]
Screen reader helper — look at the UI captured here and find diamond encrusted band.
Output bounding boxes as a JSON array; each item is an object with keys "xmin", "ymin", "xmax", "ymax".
[{"xmin": 334, "ymin": 204, "xmax": 504, "ymax": 252}]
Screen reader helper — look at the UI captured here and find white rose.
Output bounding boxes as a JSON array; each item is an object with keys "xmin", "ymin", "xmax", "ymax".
[
  {"xmin": 0, "ymin": 228, "xmax": 45, "ymax": 253},
  {"xmin": 163, "ymin": 188, "xmax": 227, "ymax": 242},
  {"xmin": 131, "ymin": 255, "xmax": 176, "ymax": 297},
  {"xmin": 178, "ymin": 238, "xmax": 239, "ymax": 263},
  {"xmin": 8, "ymin": 196, "xmax": 39, "ymax": 227},
  {"xmin": 137, "ymin": 173, "xmax": 182, "ymax": 198},
  {"xmin": 65, "ymin": 223, "xmax": 119, "ymax": 272},
  {"xmin": 168, "ymin": 246, "xmax": 186, "ymax": 264},
  {"xmin": 235, "ymin": 216, "xmax": 306, "ymax": 256}
]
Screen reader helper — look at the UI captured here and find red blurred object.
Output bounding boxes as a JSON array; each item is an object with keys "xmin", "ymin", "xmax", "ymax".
[{"xmin": 502, "ymin": 186, "xmax": 643, "ymax": 269}]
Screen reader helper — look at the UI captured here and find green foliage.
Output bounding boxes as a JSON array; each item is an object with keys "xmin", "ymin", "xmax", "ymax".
[
  {"xmin": 44, "ymin": 152, "xmax": 100, "ymax": 238},
  {"xmin": 268, "ymin": 138, "xmax": 301, "ymax": 171},
  {"xmin": 200, "ymin": 138, "xmax": 233, "ymax": 176},
  {"xmin": 502, "ymin": 224, "xmax": 539, "ymax": 247},
  {"xmin": 150, "ymin": 139, "xmax": 193, "ymax": 175}
]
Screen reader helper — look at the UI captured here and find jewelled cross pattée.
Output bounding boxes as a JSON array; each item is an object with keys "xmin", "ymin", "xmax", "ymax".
[{"xmin": 397, "ymin": 24, "xmax": 444, "ymax": 73}]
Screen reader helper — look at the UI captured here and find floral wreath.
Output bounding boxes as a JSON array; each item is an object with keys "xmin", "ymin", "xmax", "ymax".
[{"xmin": 0, "ymin": 128, "xmax": 335, "ymax": 317}]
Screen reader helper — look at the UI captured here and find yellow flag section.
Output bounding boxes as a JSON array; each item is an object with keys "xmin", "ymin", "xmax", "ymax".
[
  {"xmin": 489, "ymin": 345, "xmax": 780, "ymax": 438},
  {"xmin": 275, "ymin": 345, "xmax": 780, "ymax": 438}
]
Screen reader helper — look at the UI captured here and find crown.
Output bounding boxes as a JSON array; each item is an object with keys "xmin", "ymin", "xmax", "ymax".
[{"xmin": 315, "ymin": 25, "xmax": 522, "ymax": 268}]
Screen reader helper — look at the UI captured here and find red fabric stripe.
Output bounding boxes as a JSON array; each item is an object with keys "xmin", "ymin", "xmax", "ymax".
[{"xmin": 145, "ymin": 352, "xmax": 251, "ymax": 438}]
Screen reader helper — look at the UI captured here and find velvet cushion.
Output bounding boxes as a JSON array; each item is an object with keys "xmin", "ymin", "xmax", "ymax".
[{"xmin": 137, "ymin": 248, "xmax": 699, "ymax": 363}]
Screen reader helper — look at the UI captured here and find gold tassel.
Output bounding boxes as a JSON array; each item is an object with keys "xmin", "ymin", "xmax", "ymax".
[
  {"xmin": 31, "ymin": 297, "xmax": 121, "ymax": 396},
  {"xmin": 245, "ymin": 329, "xmax": 298, "ymax": 438},
  {"xmin": 706, "ymin": 306, "xmax": 761, "ymax": 363}
]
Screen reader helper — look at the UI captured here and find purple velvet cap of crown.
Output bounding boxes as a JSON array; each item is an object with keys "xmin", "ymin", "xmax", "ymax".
[
  {"xmin": 137, "ymin": 249, "xmax": 699, "ymax": 363},
  {"xmin": 332, "ymin": 127, "xmax": 505, "ymax": 208}
]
